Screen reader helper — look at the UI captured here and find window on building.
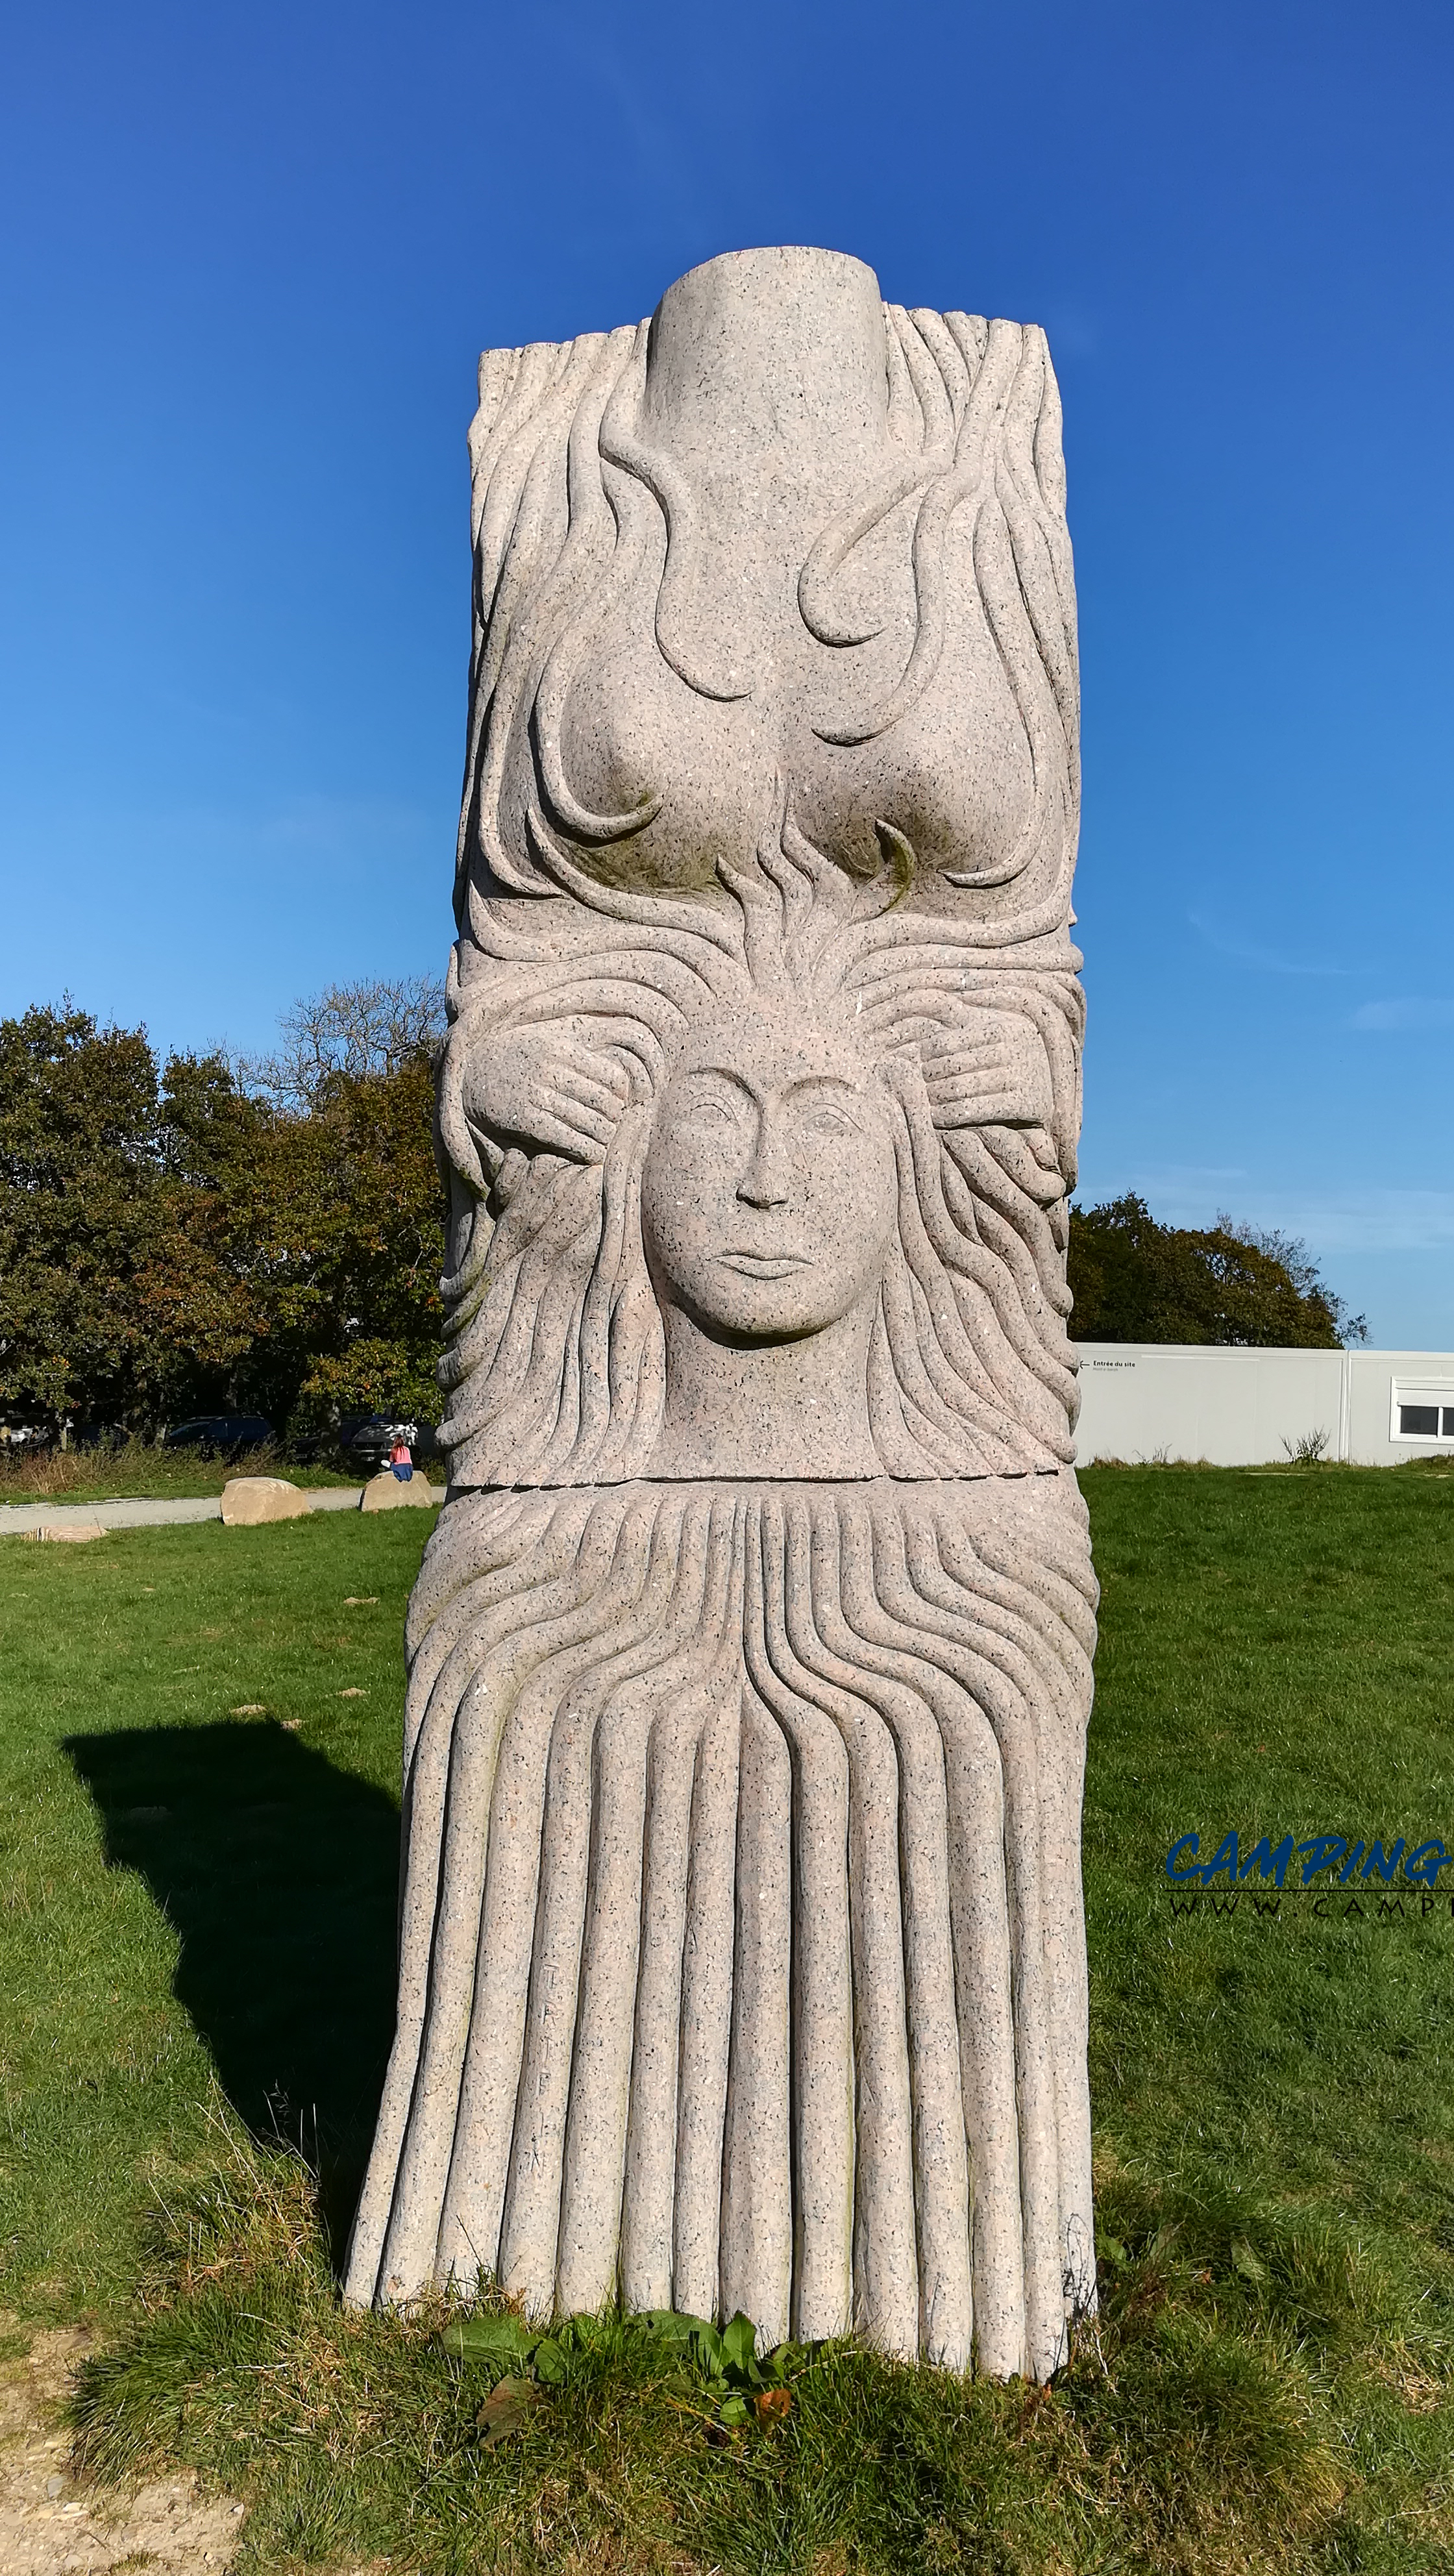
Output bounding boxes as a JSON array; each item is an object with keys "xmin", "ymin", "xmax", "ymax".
[{"xmin": 1397, "ymin": 1402, "xmax": 1454, "ymax": 1438}]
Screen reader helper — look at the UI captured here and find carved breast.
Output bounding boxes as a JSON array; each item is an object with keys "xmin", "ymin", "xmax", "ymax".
[{"xmin": 554, "ymin": 486, "xmax": 1038, "ymax": 907}]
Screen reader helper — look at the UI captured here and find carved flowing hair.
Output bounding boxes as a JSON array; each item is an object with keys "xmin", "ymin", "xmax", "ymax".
[
  {"xmin": 434, "ymin": 823, "xmax": 1083, "ymax": 1487},
  {"xmin": 453, "ymin": 301, "xmax": 1078, "ymax": 945}
]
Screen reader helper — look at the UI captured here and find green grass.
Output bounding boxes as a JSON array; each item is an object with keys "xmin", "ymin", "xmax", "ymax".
[
  {"xmin": 4, "ymin": 1468, "xmax": 1454, "ymax": 2571},
  {"xmin": 0, "ymin": 1509, "xmax": 417, "ymax": 2298}
]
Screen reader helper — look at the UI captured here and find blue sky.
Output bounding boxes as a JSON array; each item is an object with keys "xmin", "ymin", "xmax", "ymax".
[{"xmin": 2, "ymin": 0, "xmax": 1451, "ymax": 1343}]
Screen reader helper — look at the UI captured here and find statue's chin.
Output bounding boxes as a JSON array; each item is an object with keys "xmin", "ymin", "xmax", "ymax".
[
  {"xmin": 664, "ymin": 1260, "xmax": 870, "ymax": 1346},
  {"xmin": 679, "ymin": 1296, "xmax": 836, "ymax": 1345}
]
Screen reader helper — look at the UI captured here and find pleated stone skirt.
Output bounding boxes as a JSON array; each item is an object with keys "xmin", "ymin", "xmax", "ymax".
[{"xmin": 345, "ymin": 1471, "xmax": 1098, "ymax": 2381}]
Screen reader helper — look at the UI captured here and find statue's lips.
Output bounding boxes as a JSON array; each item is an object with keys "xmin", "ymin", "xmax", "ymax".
[{"xmin": 715, "ymin": 1251, "xmax": 814, "ymax": 1280}]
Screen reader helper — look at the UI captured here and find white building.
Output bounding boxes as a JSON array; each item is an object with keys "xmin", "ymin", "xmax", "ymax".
[{"xmin": 1072, "ymin": 1344, "xmax": 1454, "ymax": 1468}]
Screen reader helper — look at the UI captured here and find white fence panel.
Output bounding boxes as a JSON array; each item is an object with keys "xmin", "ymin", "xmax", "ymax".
[{"xmin": 1072, "ymin": 1346, "xmax": 1454, "ymax": 1467}]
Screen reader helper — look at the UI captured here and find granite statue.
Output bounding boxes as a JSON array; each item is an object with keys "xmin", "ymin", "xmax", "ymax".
[{"xmin": 345, "ymin": 246, "xmax": 1098, "ymax": 2381}]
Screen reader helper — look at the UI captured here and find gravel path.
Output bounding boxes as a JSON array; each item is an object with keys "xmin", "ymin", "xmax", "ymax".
[
  {"xmin": 0, "ymin": 2320, "xmax": 246, "ymax": 2573},
  {"xmin": 0, "ymin": 1489, "xmax": 365, "ymax": 1538}
]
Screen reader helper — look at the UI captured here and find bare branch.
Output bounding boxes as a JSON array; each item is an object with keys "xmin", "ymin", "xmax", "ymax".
[{"xmin": 236, "ymin": 978, "xmax": 446, "ymax": 1114}]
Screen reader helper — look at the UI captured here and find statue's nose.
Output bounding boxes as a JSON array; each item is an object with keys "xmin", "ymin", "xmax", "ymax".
[{"xmin": 736, "ymin": 1115, "xmax": 791, "ymax": 1208}]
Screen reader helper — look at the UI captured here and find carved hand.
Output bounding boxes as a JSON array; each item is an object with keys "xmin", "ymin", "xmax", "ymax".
[
  {"xmin": 919, "ymin": 1011, "xmax": 1054, "ymax": 1131},
  {"xmin": 463, "ymin": 1019, "xmax": 632, "ymax": 1163}
]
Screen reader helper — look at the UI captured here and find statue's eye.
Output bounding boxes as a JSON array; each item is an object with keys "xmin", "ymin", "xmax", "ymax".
[
  {"xmin": 801, "ymin": 1098, "xmax": 859, "ymax": 1139},
  {"xmin": 683, "ymin": 1089, "xmax": 741, "ymax": 1128}
]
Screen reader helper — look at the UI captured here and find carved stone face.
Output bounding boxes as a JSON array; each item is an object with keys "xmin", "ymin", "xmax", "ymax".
[{"xmin": 641, "ymin": 1008, "xmax": 896, "ymax": 1343}]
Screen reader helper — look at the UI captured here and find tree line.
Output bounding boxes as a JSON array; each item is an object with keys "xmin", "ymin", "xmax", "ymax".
[
  {"xmin": 0, "ymin": 985, "xmax": 1366, "ymax": 1444},
  {"xmin": 0, "ymin": 983, "xmax": 447, "ymax": 1443},
  {"xmin": 1066, "ymin": 1193, "xmax": 1366, "ymax": 1350}
]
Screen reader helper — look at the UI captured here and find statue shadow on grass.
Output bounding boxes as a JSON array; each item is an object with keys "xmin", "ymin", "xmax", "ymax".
[{"xmin": 64, "ymin": 1719, "xmax": 400, "ymax": 2261}]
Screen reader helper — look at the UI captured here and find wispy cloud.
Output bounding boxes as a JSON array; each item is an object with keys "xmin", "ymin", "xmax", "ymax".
[
  {"xmin": 1045, "ymin": 305, "xmax": 1100, "ymax": 362},
  {"xmin": 1, "ymin": 787, "xmax": 438, "ymax": 864},
  {"xmin": 1091, "ymin": 1176, "xmax": 1454, "ymax": 1254},
  {"xmin": 1187, "ymin": 912, "xmax": 1351, "ymax": 977},
  {"xmin": 1259, "ymin": 1193, "xmax": 1454, "ymax": 1254},
  {"xmin": 1350, "ymin": 998, "xmax": 1454, "ymax": 1032},
  {"xmin": 1102, "ymin": 1162, "xmax": 1248, "ymax": 1195}
]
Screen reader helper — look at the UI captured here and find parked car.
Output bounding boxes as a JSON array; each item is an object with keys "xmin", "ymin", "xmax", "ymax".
[
  {"xmin": 342, "ymin": 1414, "xmax": 441, "ymax": 1470},
  {"xmin": 164, "ymin": 1415, "xmax": 273, "ymax": 1455}
]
